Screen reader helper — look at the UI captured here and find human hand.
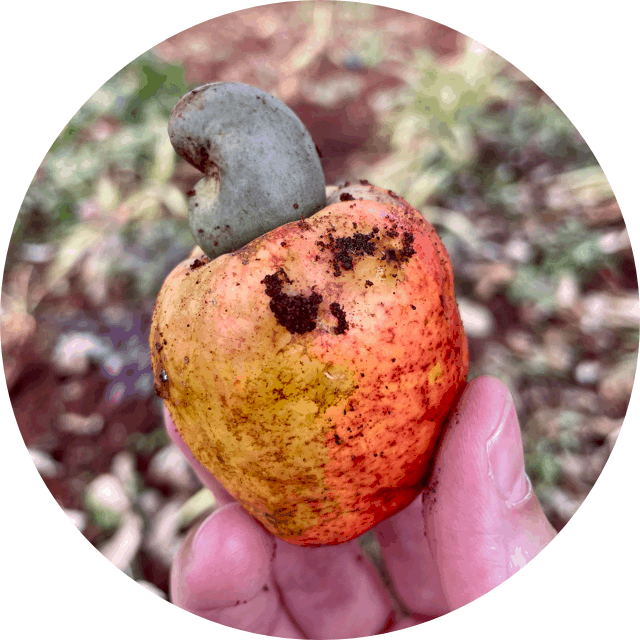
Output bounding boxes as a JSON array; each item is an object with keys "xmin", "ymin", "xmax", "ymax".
[{"xmin": 164, "ymin": 376, "xmax": 556, "ymax": 637}]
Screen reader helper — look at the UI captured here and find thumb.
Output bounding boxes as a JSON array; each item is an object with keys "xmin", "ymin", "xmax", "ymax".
[{"xmin": 424, "ymin": 376, "xmax": 557, "ymax": 610}]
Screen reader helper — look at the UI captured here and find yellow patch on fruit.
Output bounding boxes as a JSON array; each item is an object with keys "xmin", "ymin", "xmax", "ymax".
[{"xmin": 428, "ymin": 361, "xmax": 444, "ymax": 385}]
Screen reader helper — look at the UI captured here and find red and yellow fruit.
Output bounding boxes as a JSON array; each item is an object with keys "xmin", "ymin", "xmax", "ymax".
[{"xmin": 150, "ymin": 182, "xmax": 468, "ymax": 545}]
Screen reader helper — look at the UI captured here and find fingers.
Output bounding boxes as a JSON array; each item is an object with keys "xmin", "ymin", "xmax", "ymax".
[
  {"xmin": 171, "ymin": 503, "xmax": 304, "ymax": 636},
  {"xmin": 423, "ymin": 376, "xmax": 557, "ymax": 610},
  {"xmin": 171, "ymin": 501, "xmax": 393, "ymax": 639},
  {"xmin": 375, "ymin": 493, "xmax": 449, "ymax": 618},
  {"xmin": 385, "ymin": 616, "xmax": 424, "ymax": 632},
  {"xmin": 171, "ymin": 504, "xmax": 272, "ymax": 610},
  {"xmin": 376, "ymin": 376, "xmax": 556, "ymax": 616},
  {"xmin": 273, "ymin": 540, "xmax": 394, "ymax": 639}
]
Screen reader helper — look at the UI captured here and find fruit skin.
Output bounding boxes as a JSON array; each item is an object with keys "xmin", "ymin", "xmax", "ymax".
[{"xmin": 150, "ymin": 183, "xmax": 468, "ymax": 546}]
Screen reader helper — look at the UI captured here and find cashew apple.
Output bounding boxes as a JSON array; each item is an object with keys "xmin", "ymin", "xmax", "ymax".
[{"xmin": 151, "ymin": 178, "xmax": 468, "ymax": 545}]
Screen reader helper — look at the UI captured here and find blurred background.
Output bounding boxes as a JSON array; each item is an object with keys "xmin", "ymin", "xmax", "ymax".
[{"xmin": 2, "ymin": 1, "xmax": 636, "ymax": 602}]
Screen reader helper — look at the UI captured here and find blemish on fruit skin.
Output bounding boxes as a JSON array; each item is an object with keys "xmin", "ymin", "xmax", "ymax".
[
  {"xmin": 153, "ymin": 363, "xmax": 171, "ymax": 401},
  {"xmin": 190, "ymin": 257, "xmax": 210, "ymax": 271},
  {"xmin": 329, "ymin": 302, "xmax": 349, "ymax": 334}
]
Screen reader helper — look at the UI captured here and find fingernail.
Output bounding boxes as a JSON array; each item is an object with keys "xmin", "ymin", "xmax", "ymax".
[{"xmin": 486, "ymin": 391, "xmax": 532, "ymax": 508}]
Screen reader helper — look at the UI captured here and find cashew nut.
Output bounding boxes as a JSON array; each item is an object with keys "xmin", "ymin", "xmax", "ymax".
[{"xmin": 168, "ymin": 82, "xmax": 326, "ymax": 258}]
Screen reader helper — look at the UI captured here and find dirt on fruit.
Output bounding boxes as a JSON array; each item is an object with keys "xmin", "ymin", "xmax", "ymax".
[{"xmin": 261, "ymin": 268, "xmax": 324, "ymax": 335}]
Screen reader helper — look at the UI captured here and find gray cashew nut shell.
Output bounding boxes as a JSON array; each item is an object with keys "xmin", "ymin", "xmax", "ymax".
[{"xmin": 169, "ymin": 82, "xmax": 326, "ymax": 258}]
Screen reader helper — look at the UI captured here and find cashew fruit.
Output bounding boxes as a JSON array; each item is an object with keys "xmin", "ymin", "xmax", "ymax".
[{"xmin": 150, "ymin": 181, "xmax": 468, "ymax": 545}]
